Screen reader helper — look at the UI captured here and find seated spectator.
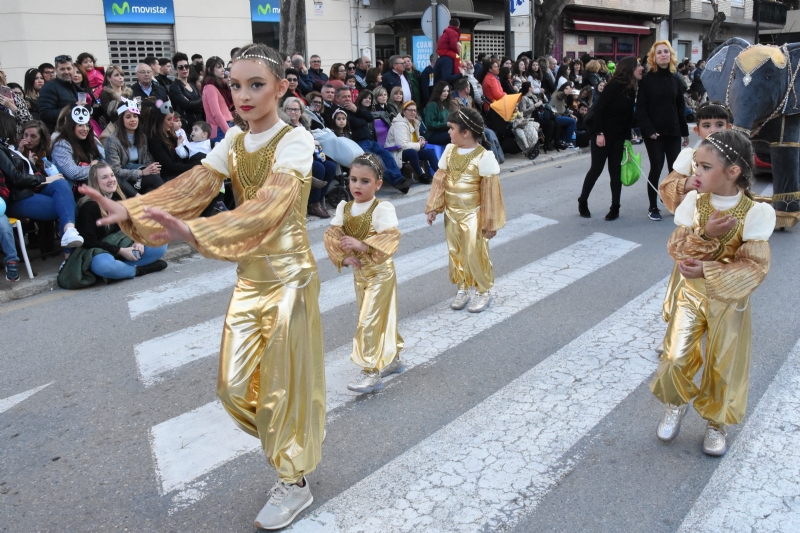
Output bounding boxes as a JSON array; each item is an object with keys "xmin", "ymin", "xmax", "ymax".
[
  {"xmin": 290, "ymin": 54, "xmax": 314, "ymax": 95},
  {"xmin": 577, "ymin": 85, "xmax": 593, "ymax": 108},
  {"xmin": 17, "ymin": 120, "xmax": 51, "ymax": 174},
  {"xmin": 423, "ymin": 81, "xmax": 456, "ymax": 145},
  {"xmin": 0, "ymin": 112, "xmax": 84, "ymax": 259},
  {"xmin": 99, "ymin": 65, "xmax": 132, "ymax": 125},
  {"xmin": 451, "ymin": 77, "xmax": 476, "ymax": 111},
  {"xmin": 389, "ymin": 86, "xmax": 404, "ymax": 116},
  {"xmin": 52, "ymin": 105, "xmax": 104, "ymax": 184},
  {"xmin": 169, "ymin": 52, "xmax": 204, "ymax": 127},
  {"xmin": 73, "ymin": 162, "xmax": 167, "ymax": 281},
  {"xmin": 477, "ymin": 58, "xmax": 505, "ymax": 111},
  {"xmin": 71, "ymin": 63, "xmax": 93, "ymax": 106},
  {"xmin": 329, "ymin": 63, "xmax": 347, "ymax": 88},
  {"xmin": 385, "ymin": 101, "xmax": 437, "ymax": 184},
  {"xmin": 185, "ymin": 121, "xmax": 214, "ymax": 158},
  {"xmin": 39, "ymin": 63, "xmax": 56, "ymax": 82},
  {"xmin": 0, "ymin": 190, "xmax": 21, "ymax": 281},
  {"xmin": 526, "ymin": 60, "xmax": 545, "ymax": 97},
  {"xmin": 77, "ymin": 53, "xmax": 105, "ymax": 99},
  {"xmin": 23, "ymin": 68, "xmax": 45, "ymax": 119},
  {"xmin": 366, "ymin": 68, "xmax": 383, "ymax": 92},
  {"xmin": 500, "ymin": 66, "xmax": 517, "ymax": 95},
  {"xmin": 574, "ymin": 102, "xmax": 591, "ymax": 148},
  {"xmin": 331, "ymin": 108, "xmax": 350, "ymax": 138},
  {"xmin": 283, "ymin": 69, "xmax": 307, "ymax": 104},
  {"xmin": 304, "ymin": 91, "xmax": 326, "ymax": 130},
  {"xmin": 103, "ymin": 99, "xmax": 163, "ymax": 196},
  {"xmin": 328, "ymin": 86, "xmax": 411, "ymax": 192},
  {"xmin": 155, "ymin": 58, "xmax": 172, "ymax": 88},
  {"xmin": 353, "ymin": 55, "xmax": 371, "ymax": 90},
  {"xmin": 130, "ymin": 63, "xmax": 169, "ymax": 102},
  {"xmin": 552, "ymin": 80, "xmax": 578, "ymax": 146},
  {"xmin": 0, "ymin": 70, "xmax": 34, "ymax": 133},
  {"xmin": 585, "ymin": 60, "xmax": 602, "ymax": 89},
  {"xmin": 142, "ymin": 99, "xmax": 200, "ymax": 180},
  {"xmin": 308, "ymin": 55, "xmax": 328, "ymax": 90},
  {"xmin": 344, "ymin": 75, "xmax": 359, "ymax": 100},
  {"xmin": 202, "ymin": 56, "xmax": 234, "ymax": 142},
  {"xmin": 320, "ymin": 84, "xmax": 337, "ymax": 117},
  {"xmin": 372, "ymin": 87, "xmax": 396, "ymax": 121}
]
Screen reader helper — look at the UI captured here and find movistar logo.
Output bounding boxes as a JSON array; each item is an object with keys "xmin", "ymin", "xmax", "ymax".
[
  {"xmin": 257, "ymin": 3, "xmax": 279, "ymax": 15},
  {"xmin": 111, "ymin": 2, "xmax": 130, "ymax": 15}
]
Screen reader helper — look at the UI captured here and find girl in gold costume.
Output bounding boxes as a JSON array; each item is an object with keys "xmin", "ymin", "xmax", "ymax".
[
  {"xmin": 650, "ymin": 130, "xmax": 774, "ymax": 457},
  {"xmin": 80, "ymin": 44, "xmax": 323, "ymax": 530},
  {"xmin": 324, "ymin": 154, "xmax": 405, "ymax": 394},
  {"xmin": 425, "ymin": 108, "xmax": 506, "ymax": 313}
]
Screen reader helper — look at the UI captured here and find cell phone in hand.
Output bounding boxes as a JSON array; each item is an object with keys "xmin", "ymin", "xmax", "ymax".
[
  {"xmin": 0, "ymin": 86, "xmax": 13, "ymax": 100},
  {"xmin": 132, "ymin": 249, "xmax": 142, "ymax": 260}
]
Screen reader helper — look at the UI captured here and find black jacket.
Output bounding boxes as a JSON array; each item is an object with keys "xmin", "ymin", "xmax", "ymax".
[
  {"xmin": 76, "ymin": 194, "xmax": 124, "ymax": 256},
  {"xmin": 635, "ymin": 67, "xmax": 689, "ymax": 139},
  {"xmin": 155, "ymin": 74, "xmax": 172, "ymax": 89},
  {"xmin": 147, "ymin": 136, "xmax": 200, "ymax": 181},
  {"xmin": 381, "ymin": 70, "xmax": 409, "ymax": 95},
  {"xmin": 588, "ymin": 78, "xmax": 635, "ymax": 139},
  {"xmin": 0, "ymin": 143, "xmax": 47, "ymax": 203},
  {"xmin": 130, "ymin": 83, "xmax": 169, "ymax": 103},
  {"xmin": 39, "ymin": 78, "xmax": 82, "ymax": 132},
  {"xmin": 169, "ymin": 80, "xmax": 204, "ymax": 126},
  {"xmin": 326, "ymin": 105, "xmax": 375, "ymax": 143}
]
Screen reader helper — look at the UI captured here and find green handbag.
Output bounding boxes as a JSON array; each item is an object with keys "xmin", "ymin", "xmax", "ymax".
[{"xmin": 620, "ymin": 140, "xmax": 642, "ymax": 186}]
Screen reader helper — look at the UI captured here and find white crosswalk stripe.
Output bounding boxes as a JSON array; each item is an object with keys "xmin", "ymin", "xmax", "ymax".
[
  {"xmin": 149, "ymin": 232, "xmax": 638, "ymax": 509},
  {"xmin": 678, "ymin": 337, "xmax": 800, "ymax": 533},
  {"xmin": 0, "ymin": 383, "xmax": 53, "ymax": 414},
  {"xmin": 287, "ymin": 277, "xmax": 666, "ymax": 532},
  {"xmin": 133, "ymin": 214, "xmax": 556, "ymax": 386}
]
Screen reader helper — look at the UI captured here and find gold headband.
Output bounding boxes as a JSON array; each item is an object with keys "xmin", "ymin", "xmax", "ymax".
[
  {"xmin": 352, "ymin": 153, "xmax": 383, "ymax": 180},
  {"xmin": 705, "ymin": 134, "xmax": 752, "ymax": 171},
  {"xmin": 458, "ymin": 109, "xmax": 483, "ymax": 135},
  {"xmin": 234, "ymin": 53, "xmax": 279, "ymax": 66}
]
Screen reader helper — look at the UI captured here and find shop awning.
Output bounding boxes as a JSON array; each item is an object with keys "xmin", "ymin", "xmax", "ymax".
[{"xmin": 572, "ymin": 19, "xmax": 651, "ymax": 35}]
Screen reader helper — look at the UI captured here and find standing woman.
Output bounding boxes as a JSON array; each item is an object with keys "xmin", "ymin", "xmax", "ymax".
[
  {"xmin": 202, "ymin": 56, "xmax": 234, "ymax": 142},
  {"xmin": 104, "ymin": 99, "xmax": 163, "ymax": 196},
  {"xmin": 636, "ymin": 40, "xmax": 689, "ymax": 221},
  {"xmin": 423, "ymin": 81, "xmax": 457, "ymax": 145},
  {"xmin": 169, "ymin": 52, "xmax": 205, "ymax": 127},
  {"xmin": 570, "ymin": 60, "xmax": 584, "ymax": 88},
  {"xmin": 577, "ymin": 57, "xmax": 643, "ymax": 221},
  {"xmin": 23, "ymin": 68, "xmax": 45, "ymax": 119}
]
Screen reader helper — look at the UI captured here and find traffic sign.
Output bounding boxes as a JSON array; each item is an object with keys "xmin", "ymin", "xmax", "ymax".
[{"xmin": 421, "ymin": 4, "xmax": 451, "ymax": 41}]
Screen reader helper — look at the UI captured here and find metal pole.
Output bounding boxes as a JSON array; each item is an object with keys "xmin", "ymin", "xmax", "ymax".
[
  {"xmin": 668, "ymin": 0, "xmax": 674, "ymax": 46},
  {"xmin": 530, "ymin": 0, "xmax": 535, "ymax": 58},
  {"xmin": 431, "ymin": 0, "xmax": 438, "ymax": 48},
  {"xmin": 755, "ymin": 0, "xmax": 760, "ymax": 45},
  {"xmin": 505, "ymin": 0, "xmax": 512, "ymax": 58}
]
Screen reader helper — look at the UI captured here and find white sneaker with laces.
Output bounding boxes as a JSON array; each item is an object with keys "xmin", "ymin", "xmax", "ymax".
[
  {"xmin": 347, "ymin": 372, "xmax": 384, "ymax": 393},
  {"xmin": 467, "ymin": 291, "xmax": 492, "ymax": 313},
  {"xmin": 451, "ymin": 289, "xmax": 470, "ymax": 310},
  {"xmin": 60, "ymin": 227, "xmax": 84, "ymax": 248},
  {"xmin": 254, "ymin": 478, "xmax": 313, "ymax": 530},
  {"xmin": 380, "ymin": 357, "xmax": 406, "ymax": 378}
]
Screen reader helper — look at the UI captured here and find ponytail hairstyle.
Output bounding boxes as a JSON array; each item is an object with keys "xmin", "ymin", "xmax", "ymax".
[
  {"xmin": 350, "ymin": 153, "xmax": 384, "ymax": 181},
  {"xmin": 447, "ymin": 107, "xmax": 489, "ymax": 147},
  {"xmin": 700, "ymin": 130, "xmax": 755, "ymax": 195}
]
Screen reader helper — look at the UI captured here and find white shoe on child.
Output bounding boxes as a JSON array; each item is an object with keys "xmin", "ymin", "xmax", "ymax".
[
  {"xmin": 451, "ymin": 289, "xmax": 470, "ymax": 310},
  {"xmin": 254, "ymin": 478, "xmax": 313, "ymax": 530},
  {"xmin": 656, "ymin": 403, "xmax": 688, "ymax": 442},
  {"xmin": 380, "ymin": 358, "xmax": 406, "ymax": 378},
  {"xmin": 347, "ymin": 371, "xmax": 384, "ymax": 394},
  {"xmin": 467, "ymin": 291, "xmax": 492, "ymax": 313}
]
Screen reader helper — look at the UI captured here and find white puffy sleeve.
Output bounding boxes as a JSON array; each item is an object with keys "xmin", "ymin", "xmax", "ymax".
[
  {"xmin": 672, "ymin": 147, "xmax": 695, "ymax": 177},
  {"xmin": 273, "ymin": 126, "xmax": 314, "ymax": 177},
  {"xmin": 330, "ymin": 200, "xmax": 346, "ymax": 226},
  {"xmin": 742, "ymin": 202, "xmax": 776, "ymax": 241},
  {"xmin": 478, "ymin": 150, "xmax": 501, "ymax": 177},
  {"xmin": 372, "ymin": 201, "xmax": 399, "ymax": 233},
  {"xmin": 674, "ymin": 190, "xmax": 699, "ymax": 228},
  {"xmin": 437, "ymin": 143, "xmax": 455, "ymax": 170}
]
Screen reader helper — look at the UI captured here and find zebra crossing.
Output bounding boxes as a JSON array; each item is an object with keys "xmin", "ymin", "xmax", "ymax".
[{"xmin": 113, "ymin": 200, "xmax": 800, "ymax": 530}]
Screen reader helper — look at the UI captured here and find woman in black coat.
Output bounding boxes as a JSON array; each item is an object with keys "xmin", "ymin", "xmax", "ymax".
[
  {"xmin": 577, "ymin": 57, "xmax": 643, "ymax": 221},
  {"xmin": 636, "ymin": 41, "xmax": 690, "ymax": 221},
  {"xmin": 168, "ymin": 52, "xmax": 205, "ymax": 127}
]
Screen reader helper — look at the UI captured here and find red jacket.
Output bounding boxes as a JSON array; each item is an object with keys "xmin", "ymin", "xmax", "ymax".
[
  {"xmin": 437, "ymin": 25, "xmax": 460, "ymax": 54},
  {"xmin": 481, "ymin": 74, "xmax": 506, "ymax": 110}
]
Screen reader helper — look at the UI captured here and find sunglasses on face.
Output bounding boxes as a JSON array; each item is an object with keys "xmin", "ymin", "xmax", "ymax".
[
  {"xmin": 287, "ymin": 77, "xmax": 298, "ymax": 82},
  {"xmin": 176, "ymin": 64, "xmax": 190, "ymax": 70},
  {"xmin": 347, "ymin": 66, "xmax": 355, "ymax": 70}
]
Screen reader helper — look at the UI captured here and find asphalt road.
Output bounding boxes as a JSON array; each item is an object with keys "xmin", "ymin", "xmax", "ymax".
[{"xmin": 2, "ymin": 145, "xmax": 799, "ymax": 533}]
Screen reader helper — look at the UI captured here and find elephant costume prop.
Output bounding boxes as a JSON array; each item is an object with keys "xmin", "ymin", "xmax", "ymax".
[{"xmin": 703, "ymin": 38, "xmax": 800, "ymax": 229}]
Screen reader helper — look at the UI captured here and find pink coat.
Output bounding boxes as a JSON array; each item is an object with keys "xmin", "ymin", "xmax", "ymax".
[
  {"xmin": 86, "ymin": 68, "xmax": 105, "ymax": 99},
  {"xmin": 202, "ymin": 84, "xmax": 234, "ymax": 138}
]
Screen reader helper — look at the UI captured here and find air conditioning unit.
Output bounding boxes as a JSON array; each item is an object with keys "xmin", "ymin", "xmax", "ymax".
[{"xmin": 363, "ymin": 0, "xmax": 370, "ymax": 6}]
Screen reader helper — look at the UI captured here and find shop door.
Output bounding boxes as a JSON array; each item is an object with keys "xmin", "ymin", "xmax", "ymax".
[{"xmin": 106, "ymin": 24, "xmax": 176, "ymax": 84}]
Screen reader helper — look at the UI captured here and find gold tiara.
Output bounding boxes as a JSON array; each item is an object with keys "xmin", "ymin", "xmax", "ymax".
[
  {"xmin": 705, "ymin": 134, "xmax": 751, "ymax": 171},
  {"xmin": 458, "ymin": 109, "xmax": 483, "ymax": 134},
  {"xmin": 352, "ymin": 153, "xmax": 383, "ymax": 180}
]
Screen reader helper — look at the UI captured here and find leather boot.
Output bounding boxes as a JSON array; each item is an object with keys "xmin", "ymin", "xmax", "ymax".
[
  {"xmin": 578, "ymin": 198, "xmax": 591, "ymax": 218},
  {"xmin": 308, "ymin": 202, "xmax": 330, "ymax": 218},
  {"xmin": 605, "ymin": 204, "xmax": 620, "ymax": 221}
]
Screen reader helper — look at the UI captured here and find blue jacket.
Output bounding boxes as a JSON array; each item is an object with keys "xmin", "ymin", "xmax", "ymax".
[
  {"xmin": 433, "ymin": 56, "xmax": 464, "ymax": 86},
  {"xmin": 381, "ymin": 70, "xmax": 408, "ymax": 95}
]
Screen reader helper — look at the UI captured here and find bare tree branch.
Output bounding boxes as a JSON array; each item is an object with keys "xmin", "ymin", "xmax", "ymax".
[
  {"xmin": 702, "ymin": 0, "xmax": 727, "ymax": 59},
  {"xmin": 534, "ymin": 0, "xmax": 571, "ymax": 57}
]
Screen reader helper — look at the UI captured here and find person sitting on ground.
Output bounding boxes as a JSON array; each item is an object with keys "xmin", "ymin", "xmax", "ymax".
[
  {"xmin": 52, "ymin": 105, "xmax": 105, "ymax": 184},
  {"xmin": 77, "ymin": 53, "xmax": 105, "ymax": 99},
  {"xmin": 103, "ymin": 99, "xmax": 163, "ymax": 196},
  {"xmin": 17, "ymin": 120, "xmax": 51, "ymax": 174},
  {"xmin": 23, "ymin": 68, "xmax": 45, "ymax": 119},
  {"xmin": 423, "ymin": 81, "xmax": 457, "ymax": 146},
  {"xmin": 385, "ymin": 100, "xmax": 437, "ymax": 184},
  {"xmin": 130, "ymin": 63, "xmax": 169, "ymax": 102},
  {"xmin": 72, "ymin": 162, "xmax": 167, "ymax": 282}
]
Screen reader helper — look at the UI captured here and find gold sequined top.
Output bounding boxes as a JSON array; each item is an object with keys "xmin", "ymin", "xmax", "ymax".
[
  {"xmin": 694, "ymin": 192, "xmax": 754, "ymax": 262},
  {"xmin": 231, "ymin": 125, "xmax": 293, "ymax": 202},
  {"xmin": 343, "ymin": 199, "xmax": 380, "ymax": 241}
]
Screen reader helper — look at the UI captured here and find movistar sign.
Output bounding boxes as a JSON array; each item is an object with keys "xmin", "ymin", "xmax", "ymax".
[
  {"xmin": 251, "ymin": 0, "xmax": 280, "ymax": 22},
  {"xmin": 103, "ymin": 0, "xmax": 175, "ymax": 24}
]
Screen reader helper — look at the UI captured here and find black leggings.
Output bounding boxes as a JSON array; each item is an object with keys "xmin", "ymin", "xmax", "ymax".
[
  {"xmin": 643, "ymin": 136, "xmax": 682, "ymax": 209},
  {"xmin": 579, "ymin": 136, "xmax": 625, "ymax": 208}
]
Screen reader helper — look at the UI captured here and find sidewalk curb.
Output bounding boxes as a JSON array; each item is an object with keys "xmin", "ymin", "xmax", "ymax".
[{"xmin": 0, "ymin": 242, "xmax": 197, "ymax": 305}]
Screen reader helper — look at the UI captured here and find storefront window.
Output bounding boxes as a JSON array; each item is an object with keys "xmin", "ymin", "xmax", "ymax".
[
  {"xmin": 595, "ymin": 36, "xmax": 614, "ymax": 55},
  {"xmin": 617, "ymin": 36, "xmax": 635, "ymax": 55}
]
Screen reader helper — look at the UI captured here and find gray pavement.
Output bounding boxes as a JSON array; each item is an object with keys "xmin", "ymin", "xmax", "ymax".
[{"xmin": 1, "ymin": 141, "xmax": 799, "ymax": 533}]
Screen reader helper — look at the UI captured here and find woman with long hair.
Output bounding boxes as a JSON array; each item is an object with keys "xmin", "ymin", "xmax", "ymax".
[
  {"xmin": 526, "ymin": 60, "xmax": 545, "ymax": 98},
  {"xmin": 17, "ymin": 120, "xmax": 51, "ymax": 174},
  {"xmin": 570, "ymin": 59, "xmax": 584, "ymax": 88},
  {"xmin": 169, "ymin": 52, "xmax": 205, "ymax": 127},
  {"xmin": 104, "ymin": 100, "xmax": 163, "ymax": 196},
  {"xmin": 511, "ymin": 59, "xmax": 528, "ymax": 93},
  {"xmin": 23, "ymin": 68, "xmax": 45, "ymax": 119},
  {"xmin": 99, "ymin": 65, "xmax": 133, "ymax": 133},
  {"xmin": 636, "ymin": 40, "xmax": 690, "ymax": 221},
  {"xmin": 423, "ymin": 81, "xmax": 456, "ymax": 145},
  {"xmin": 202, "ymin": 56, "xmax": 234, "ymax": 142},
  {"xmin": 577, "ymin": 56, "xmax": 643, "ymax": 221},
  {"xmin": 499, "ymin": 66, "xmax": 517, "ymax": 95},
  {"xmin": 72, "ymin": 63, "xmax": 92, "ymax": 103},
  {"xmin": 142, "ymin": 99, "xmax": 200, "ymax": 181},
  {"xmin": 365, "ymin": 68, "xmax": 383, "ymax": 91},
  {"xmin": 388, "ymin": 86, "xmax": 405, "ymax": 117},
  {"xmin": 51, "ymin": 106, "xmax": 104, "ymax": 184}
]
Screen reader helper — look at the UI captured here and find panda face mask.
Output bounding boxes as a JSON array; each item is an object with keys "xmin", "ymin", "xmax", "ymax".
[{"xmin": 71, "ymin": 105, "xmax": 91, "ymax": 125}]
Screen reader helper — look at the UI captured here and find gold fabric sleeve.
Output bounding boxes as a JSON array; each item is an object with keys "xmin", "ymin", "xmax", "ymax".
[
  {"xmin": 659, "ymin": 171, "xmax": 689, "ymax": 214},
  {"xmin": 323, "ymin": 225, "xmax": 347, "ymax": 272},
  {"xmin": 703, "ymin": 240, "xmax": 771, "ymax": 304},
  {"xmin": 118, "ymin": 164, "xmax": 224, "ymax": 246},
  {"xmin": 185, "ymin": 171, "xmax": 301, "ymax": 262},
  {"xmin": 425, "ymin": 169, "xmax": 447, "ymax": 214},
  {"xmin": 480, "ymin": 174, "xmax": 506, "ymax": 232},
  {"xmin": 365, "ymin": 227, "xmax": 401, "ymax": 264},
  {"xmin": 667, "ymin": 226, "xmax": 721, "ymax": 262}
]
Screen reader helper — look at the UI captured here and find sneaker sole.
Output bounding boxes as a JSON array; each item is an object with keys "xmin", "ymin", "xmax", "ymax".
[
  {"xmin": 702, "ymin": 444, "xmax": 727, "ymax": 457},
  {"xmin": 6, "ymin": 276, "xmax": 19, "ymax": 282},
  {"xmin": 347, "ymin": 381, "xmax": 385, "ymax": 394},
  {"xmin": 61, "ymin": 239, "xmax": 84, "ymax": 248},
  {"xmin": 255, "ymin": 494, "xmax": 314, "ymax": 530},
  {"xmin": 380, "ymin": 363, "xmax": 406, "ymax": 378},
  {"xmin": 450, "ymin": 302, "xmax": 469, "ymax": 310}
]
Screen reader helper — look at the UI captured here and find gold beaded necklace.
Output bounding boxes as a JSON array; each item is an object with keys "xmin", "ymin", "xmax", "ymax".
[
  {"xmin": 447, "ymin": 145, "xmax": 485, "ymax": 183},
  {"xmin": 697, "ymin": 192, "xmax": 754, "ymax": 253},
  {"xmin": 343, "ymin": 199, "xmax": 380, "ymax": 241},
  {"xmin": 232, "ymin": 125, "xmax": 293, "ymax": 200}
]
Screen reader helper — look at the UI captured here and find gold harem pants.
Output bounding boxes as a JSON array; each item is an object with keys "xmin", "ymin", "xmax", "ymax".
[
  {"xmin": 444, "ymin": 205, "xmax": 494, "ymax": 293},
  {"xmin": 217, "ymin": 262, "xmax": 325, "ymax": 484},
  {"xmin": 351, "ymin": 258, "xmax": 404, "ymax": 372},
  {"xmin": 650, "ymin": 281, "xmax": 752, "ymax": 425}
]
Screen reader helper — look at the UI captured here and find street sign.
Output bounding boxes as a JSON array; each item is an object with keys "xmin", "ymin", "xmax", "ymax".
[
  {"xmin": 510, "ymin": 0, "xmax": 530, "ymax": 17},
  {"xmin": 421, "ymin": 4, "xmax": 451, "ymax": 41}
]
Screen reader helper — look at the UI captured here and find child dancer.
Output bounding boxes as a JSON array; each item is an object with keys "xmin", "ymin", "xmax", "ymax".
[
  {"xmin": 650, "ymin": 130, "xmax": 775, "ymax": 456},
  {"xmin": 80, "ymin": 43, "xmax": 324, "ymax": 530},
  {"xmin": 425, "ymin": 107, "xmax": 506, "ymax": 313},
  {"xmin": 324, "ymin": 154, "xmax": 405, "ymax": 394}
]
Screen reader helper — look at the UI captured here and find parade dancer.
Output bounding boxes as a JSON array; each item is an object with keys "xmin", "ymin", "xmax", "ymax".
[
  {"xmin": 659, "ymin": 102, "xmax": 733, "ymax": 330},
  {"xmin": 425, "ymin": 107, "xmax": 506, "ymax": 313},
  {"xmin": 324, "ymin": 154, "xmax": 405, "ymax": 394},
  {"xmin": 80, "ymin": 43, "xmax": 324, "ymax": 530},
  {"xmin": 650, "ymin": 130, "xmax": 774, "ymax": 456}
]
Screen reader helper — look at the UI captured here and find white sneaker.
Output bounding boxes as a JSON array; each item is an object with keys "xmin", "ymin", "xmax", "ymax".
[
  {"xmin": 451, "ymin": 289, "xmax": 470, "ymax": 310},
  {"xmin": 347, "ymin": 372, "xmax": 384, "ymax": 394},
  {"xmin": 467, "ymin": 291, "xmax": 492, "ymax": 313},
  {"xmin": 60, "ymin": 227, "xmax": 84, "ymax": 248},
  {"xmin": 254, "ymin": 478, "xmax": 313, "ymax": 530},
  {"xmin": 380, "ymin": 357, "xmax": 406, "ymax": 378}
]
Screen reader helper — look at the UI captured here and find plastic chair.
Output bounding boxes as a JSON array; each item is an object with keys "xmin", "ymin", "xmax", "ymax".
[
  {"xmin": 374, "ymin": 119, "xmax": 390, "ymax": 148},
  {"xmin": 7, "ymin": 218, "xmax": 34, "ymax": 279}
]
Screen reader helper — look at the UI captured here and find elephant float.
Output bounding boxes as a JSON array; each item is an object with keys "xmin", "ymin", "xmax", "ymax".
[{"xmin": 702, "ymin": 37, "xmax": 800, "ymax": 229}]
